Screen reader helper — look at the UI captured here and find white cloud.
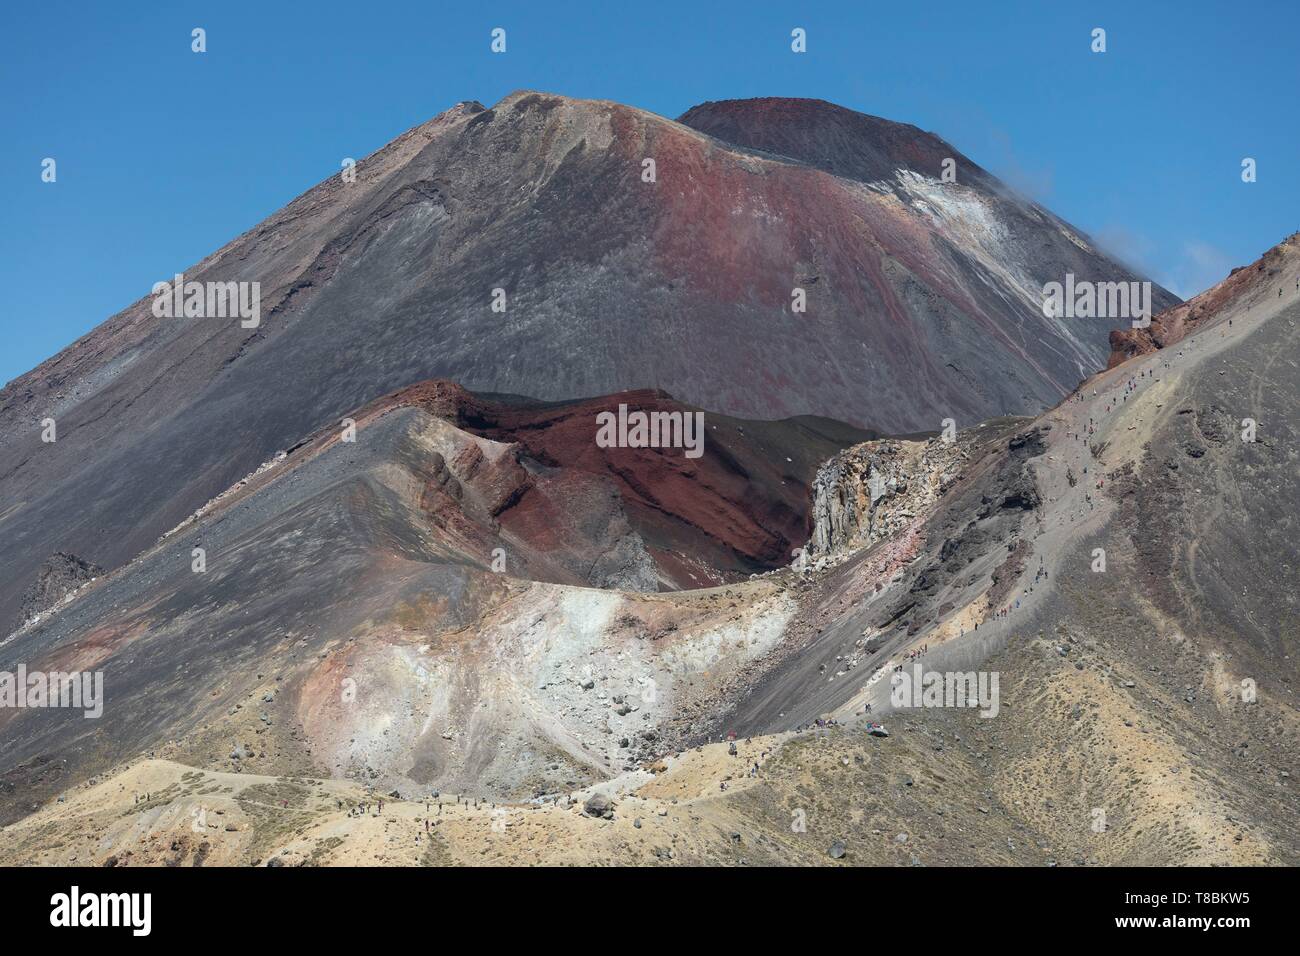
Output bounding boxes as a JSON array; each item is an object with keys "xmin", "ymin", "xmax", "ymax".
[
  {"xmin": 1093, "ymin": 224, "xmax": 1159, "ymax": 278},
  {"xmin": 1162, "ymin": 241, "xmax": 1236, "ymax": 299}
]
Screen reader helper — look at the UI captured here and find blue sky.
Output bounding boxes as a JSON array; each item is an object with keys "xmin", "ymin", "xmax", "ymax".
[{"xmin": 2, "ymin": 0, "xmax": 1296, "ymax": 385}]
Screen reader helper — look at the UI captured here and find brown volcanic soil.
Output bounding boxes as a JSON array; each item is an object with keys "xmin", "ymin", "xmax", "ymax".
[
  {"xmin": 0, "ymin": 378, "xmax": 862, "ymax": 822},
  {"xmin": 0, "ymin": 237, "xmax": 1293, "ymax": 865},
  {"xmin": 1, "ymin": 699, "xmax": 1285, "ymax": 867},
  {"xmin": 1109, "ymin": 233, "xmax": 1298, "ymax": 365},
  {"xmin": 3, "ymin": 77, "xmax": 1294, "ymax": 862}
]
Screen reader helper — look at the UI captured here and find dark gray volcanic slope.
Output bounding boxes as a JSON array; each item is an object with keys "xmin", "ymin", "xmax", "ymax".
[
  {"xmin": 0, "ymin": 408, "xmax": 480, "ymax": 821},
  {"xmin": 0, "ymin": 382, "xmax": 869, "ymax": 820},
  {"xmin": 0, "ymin": 91, "xmax": 1171, "ymax": 633},
  {"xmin": 718, "ymin": 256, "xmax": 1297, "ymax": 737},
  {"xmin": 704, "ymin": 240, "xmax": 1299, "ymax": 862},
  {"xmin": 679, "ymin": 96, "xmax": 976, "ymax": 185},
  {"xmin": 677, "ymin": 237, "xmax": 1300, "ymax": 861}
]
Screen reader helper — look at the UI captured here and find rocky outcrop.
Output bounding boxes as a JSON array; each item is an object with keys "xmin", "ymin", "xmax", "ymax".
[
  {"xmin": 1108, "ymin": 233, "xmax": 1298, "ymax": 366},
  {"xmin": 0, "ymin": 91, "xmax": 1178, "ymax": 631},
  {"xmin": 804, "ymin": 437, "xmax": 968, "ymax": 561},
  {"xmin": 15, "ymin": 552, "xmax": 103, "ymax": 629}
]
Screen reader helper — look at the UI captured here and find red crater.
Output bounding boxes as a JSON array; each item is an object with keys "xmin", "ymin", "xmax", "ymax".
[{"xmin": 370, "ymin": 381, "xmax": 873, "ymax": 587}]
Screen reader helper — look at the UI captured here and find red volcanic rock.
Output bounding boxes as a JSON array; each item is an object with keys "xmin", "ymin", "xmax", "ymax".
[
  {"xmin": 1108, "ymin": 234, "xmax": 1299, "ymax": 367},
  {"xmin": 361, "ymin": 381, "xmax": 872, "ymax": 587},
  {"xmin": 0, "ymin": 90, "xmax": 1172, "ymax": 627}
]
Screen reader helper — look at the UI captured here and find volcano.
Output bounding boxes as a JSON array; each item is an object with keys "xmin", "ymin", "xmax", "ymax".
[
  {"xmin": 2, "ymin": 233, "xmax": 1291, "ymax": 865},
  {"xmin": 0, "ymin": 91, "xmax": 1173, "ymax": 633},
  {"xmin": 13, "ymin": 94, "xmax": 1285, "ymax": 871}
]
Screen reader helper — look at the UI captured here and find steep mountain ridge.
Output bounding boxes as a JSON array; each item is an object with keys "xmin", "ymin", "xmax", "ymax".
[
  {"xmin": 1109, "ymin": 232, "xmax": 1300, "ymax": 364},
  {"xmin": 1, "ymin": 235, "xmax": 1293, "ymax": 864},
  {"xmin": 0, "ymin": 91, "xmax": 1173, "ymax": 630}
]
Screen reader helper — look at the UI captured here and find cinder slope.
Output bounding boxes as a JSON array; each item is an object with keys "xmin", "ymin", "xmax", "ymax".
[
  {"xmin": 2, "ymin": 228, "xmax": 1292, "ymax": 863},
  {"xmin": 0, "ymin": 384, "xmax": 861, "ymax": 823},
  {"xmin": 699, "ymin": 235, "xmax": 1300, "ymax": 863},
  {"xmin": 0, "ymin": 91, "xmax": 1173, "ymax": 630}
]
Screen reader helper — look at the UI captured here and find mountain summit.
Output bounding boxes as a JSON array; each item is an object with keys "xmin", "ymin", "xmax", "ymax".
[
  {"xmin": 0, "ymin": 90, "xmax": 1171, "ymax": 632},
  {"xmin": 1, "ymin": 91, "xmax": 1293, "ymax": 867}
]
